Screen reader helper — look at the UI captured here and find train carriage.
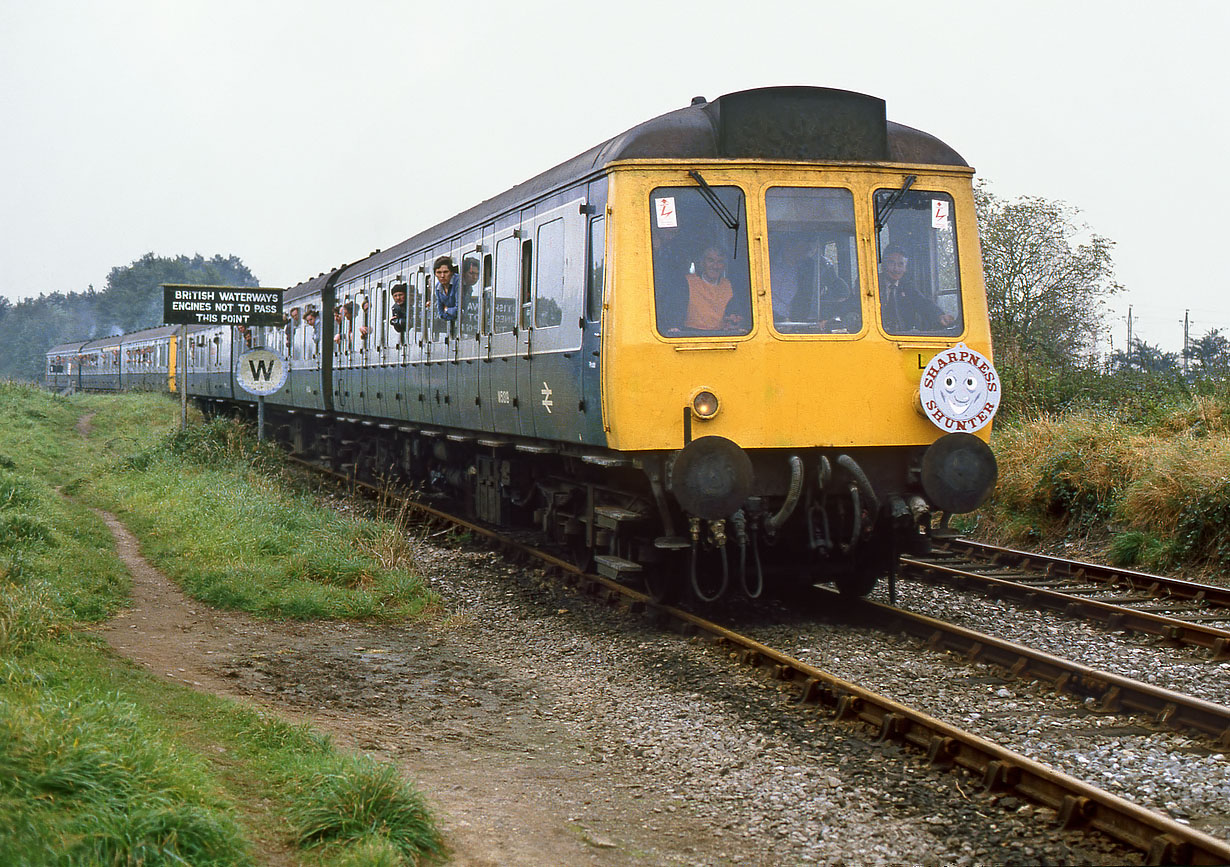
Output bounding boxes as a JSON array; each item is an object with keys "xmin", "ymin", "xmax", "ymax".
[
  {"xmin": 45, "ymin": 328, "xmax": 180, "ymax": 394},
  {"xmin": 119, "ymin": 326, "xmax": 179, "ymax": 392},
  {"xmin": 235, "ymin": 85, "xmax": 999, "ymax": 602},
  {"xmin": 45, "ymin": 341, "xmax": 88, "ymax": 393},
  {"xmin": 77, "ymin": 337, "xmax": 123, "ymax": 392}
]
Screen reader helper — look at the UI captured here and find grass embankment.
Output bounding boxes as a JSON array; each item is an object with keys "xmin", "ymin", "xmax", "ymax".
[
  {"xmin": 0, "ymin": 383, "xmax": 444, "ymax": 865},
  {"xmin": 974, "ymin": 393, "xmax": 1230, "ymax": 578}
]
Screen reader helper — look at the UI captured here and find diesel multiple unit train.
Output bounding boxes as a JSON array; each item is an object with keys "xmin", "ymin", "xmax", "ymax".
[{"xmin": 46, "ymin": 86, "xmax": 999, "ymax": 603}]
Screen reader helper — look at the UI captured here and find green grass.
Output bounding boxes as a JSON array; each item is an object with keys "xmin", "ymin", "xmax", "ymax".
[
  {"xmin": 0, "ymin": 661, "xmax": 251, "ymax": 865},
  {"xmin": 0, "ymin": 383, "xmax": 446, "ymax": 865},
  {"xmin": 77, "ymin": 416, "xmax": 435, "ymax": 620}
]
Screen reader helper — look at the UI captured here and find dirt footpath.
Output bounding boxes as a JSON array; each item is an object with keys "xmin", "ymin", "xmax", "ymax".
[{"xmin": 90, "ymin": 510, "xmax": 727, "ymax": 866}]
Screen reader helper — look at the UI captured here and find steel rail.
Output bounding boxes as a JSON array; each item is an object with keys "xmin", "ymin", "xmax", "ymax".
[
  {"xmin": 899, "ymin": 553, "xmax": 1230, "ymax": 660},
  {"xmin": 298, "ymin": 460, "xmax": 1230, "ymax": 864},
  {"xmin": 834, "ymin": 592, "xmax": 1230, "ymax": 746},
  {"xmin": 939, "ymin": 539, "xmax": 1230, "ymax": 610}
]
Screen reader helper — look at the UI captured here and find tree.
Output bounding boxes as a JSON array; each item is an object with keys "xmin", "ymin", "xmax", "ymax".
[
  {"xmin": 1184, "ymin": 328, "xmax": 1230, "ymax": 378},
  {"xmin": 974, "ymin": 181, "xmax": 1121, "ymax": 371},
  {"xmin": 96, "ymin": 253, "xmax": 259, "ymax": 334},
  {"xmin": 0, "ymin": 253, "xmax": 259, "ymax": 382},
  {"xmin": 1112, "ymin": 337, "xmax": 1181, "ymax": 374}
]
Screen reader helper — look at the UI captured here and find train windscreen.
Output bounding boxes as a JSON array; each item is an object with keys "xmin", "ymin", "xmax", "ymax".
[
  {"xmin": 874, "ymin": 188, "xmax": 964, "ymax": 336},
  {"xmin": 766, "ymin": 187, "xmax": 862, "ymax": 334},
  {"xmin": 650, "ymin": 185, "xmax": 750, "ymax": 337}
]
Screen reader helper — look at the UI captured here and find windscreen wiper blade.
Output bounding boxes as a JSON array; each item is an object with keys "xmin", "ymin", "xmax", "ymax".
[
  {"xmin": 688, "ymin": 169, "xmax": 742, "ymax": 258},
  {"xmin": 875, "ymin": 174, "xmax": 916, "ymax": 231},
  {"xmin": 688, "ymin": 170, "xmax": 739, "ymax": 231}
]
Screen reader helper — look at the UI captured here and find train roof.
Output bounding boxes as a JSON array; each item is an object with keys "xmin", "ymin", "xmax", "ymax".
[
  {"xmin": 111, "ymin": 324, "xmax": 182, "ymax": 342},
  {"xmin": 66, "ymin": 325, "xmax": 190, "ymax": 353},
  {"xmin": 291, "ymin": 86, "xmax": 968, "ymax": 298}
]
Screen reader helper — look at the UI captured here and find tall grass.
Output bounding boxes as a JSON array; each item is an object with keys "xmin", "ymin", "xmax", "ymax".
[
  {"xmin": 287, "ymin": 755, "xmax": 444, "ymax": 863},
  {"xmin": 0, "ymin": 685, "xmax": 250, "ymax": 865},
  {"xmin": 980, "ymin": 389, "xmax": 1230, "ymax": 575}
]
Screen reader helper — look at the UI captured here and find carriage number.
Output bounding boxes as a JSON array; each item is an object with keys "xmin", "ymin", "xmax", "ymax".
[{"xmin": 497, "ymin": 390, "xmax": 511, "ymax": 404}]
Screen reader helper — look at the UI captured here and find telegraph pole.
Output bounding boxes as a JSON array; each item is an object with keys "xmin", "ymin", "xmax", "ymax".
[{"xmin": 1183, "ymin": 309, "xmax": 1190, "ymax": 375}]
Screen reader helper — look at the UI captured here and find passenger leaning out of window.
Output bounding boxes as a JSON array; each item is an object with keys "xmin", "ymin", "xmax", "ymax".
[
  {"xmin": 390, "ymin": 285, "xmax": 408, "ymax": 334},
  {"xmin": 433, "ymin": 256, "xmax": 460, "ymax": 324}
]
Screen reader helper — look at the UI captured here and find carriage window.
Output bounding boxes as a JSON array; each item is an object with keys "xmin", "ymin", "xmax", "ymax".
[
  {"xmin": 535, "ymin": 219, "xmax": 564, "ymax": 328},
  {"xmin": 520, "ymin": 239, "xmax": 533, "ymax": 330},
  {"xmin": 874, "ymin": 189, "xmax": 963, "ymax": 336},
  {"xmin": 459, "ymin": 255, "xmax": 482, "ymax": 337},
  {"xmin": 650, "ymin": 184, "xmax": 750, "ymax": 337},
  {"xmin": 355, "ymin": 293, "xmax": 371, "ymax": 353},
  {"xmin": 481, "ymin": 253, "xmax": 494, "ymax": 334},
  {"xmin": 424, "ymin": 274, "xmax": 440, "ymax": 340},
  {"xmin": 766, "ymin": 187, "xmax": 861, "ymax": 335},
  {"xmin": 493, "ymin": 238, "xmax": 519, "ymax": 334},
  {"xmin": 587, "ymin": 216, "xmax": 605, "ymax": 322}
]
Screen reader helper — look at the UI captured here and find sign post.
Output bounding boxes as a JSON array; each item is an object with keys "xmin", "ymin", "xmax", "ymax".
[
  {"xmin": 160, "ymin": 284, "xmax": 285, "ymax": 432},
  {"xmin": 180, "ymin": 324, "xmax": 188, "ymax": 431}
]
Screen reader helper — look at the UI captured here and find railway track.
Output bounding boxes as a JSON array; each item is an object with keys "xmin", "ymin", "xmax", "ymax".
[
  {"xmin": 902, "ymin": 539, "xmax": 1230, "ymax": 660},
  {"xmin": 299, "ymin": 460, "xmax": 1230, "ymax": 865}
]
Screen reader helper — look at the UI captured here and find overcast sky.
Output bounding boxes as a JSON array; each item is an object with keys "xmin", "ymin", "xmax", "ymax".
[{"xmin": 2, "ymin": 0, "xmax": 1225, "ymax": 353}]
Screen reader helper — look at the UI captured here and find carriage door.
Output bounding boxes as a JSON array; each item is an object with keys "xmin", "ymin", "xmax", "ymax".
[
  {"xmin": 475, "ymin": 226, "xmax": 497, "ymax": 430},
  {"xmin": 355, "ymin": 274, "xmax": 376, "ymax": 417},
  {"xmin": 408, "ymin": 260, "xmax": 430, "ymax": 425},
  {"xmin": 383, "ymin": 261, "xmax": 411, "ymax": 423},
  {"xmin": 452, "ymin": 236, "xmax": 484, "ymax": 432},
  {"xmin": 332, "ymin": 284, "xmax": 353, "ymax": 413},
  {"xmin": 421, "ymin": 248, "xmax": 450, "ymax": 425},
  {"xmin": 579, "ymin": 209, "xmax": 606, "ymax": 444},
  {"xmin": 440, "ymin": 243, "xmax": 466, "ymax": 430},
  {"xmin": 524, "ymin": 202, "xmax": 585, "ymax": 441},
  {"xmin": 485, "ymin": 224, "xmax": 522, "ymax": 436},
  {"xmin": 514, "ymin": 212, "xmax": 537, "ymax": 439}
]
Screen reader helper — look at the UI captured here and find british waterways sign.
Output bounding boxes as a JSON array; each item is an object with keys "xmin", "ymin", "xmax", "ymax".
[{"xmin": 162, "ymin": 284, "xmax": 283, "ymax": 326}]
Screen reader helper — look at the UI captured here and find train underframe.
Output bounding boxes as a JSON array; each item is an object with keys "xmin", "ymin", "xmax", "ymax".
[{"xmin": 210, "ymin": 399, "xmax": 943, "ymax": 605}]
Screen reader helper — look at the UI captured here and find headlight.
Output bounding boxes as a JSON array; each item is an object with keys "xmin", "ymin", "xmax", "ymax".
[{"xmin": 691, "ymin": 389, "xmax": 719, "ymax": 420}]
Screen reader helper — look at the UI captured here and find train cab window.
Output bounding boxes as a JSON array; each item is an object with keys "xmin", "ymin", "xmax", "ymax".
[
  {"xmin": 650, "ymin": 184, "xmax": 750, "ymax": 337},
  {"xmin": 874, "ymin": 189, "xmax": 963, "ymax": 336},
  {"xmin": 766, "ymin": 188, "xmax": 861, "ymax": 335}
]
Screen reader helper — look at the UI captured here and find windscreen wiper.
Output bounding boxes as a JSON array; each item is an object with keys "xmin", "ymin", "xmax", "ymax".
[
  {"xmin": 688, "ymin": 169, "xmax": 742, "ymax": 257},
  {"xmin": 874, "ymin": 174, "xmax": 916, "ymax": 231}
]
